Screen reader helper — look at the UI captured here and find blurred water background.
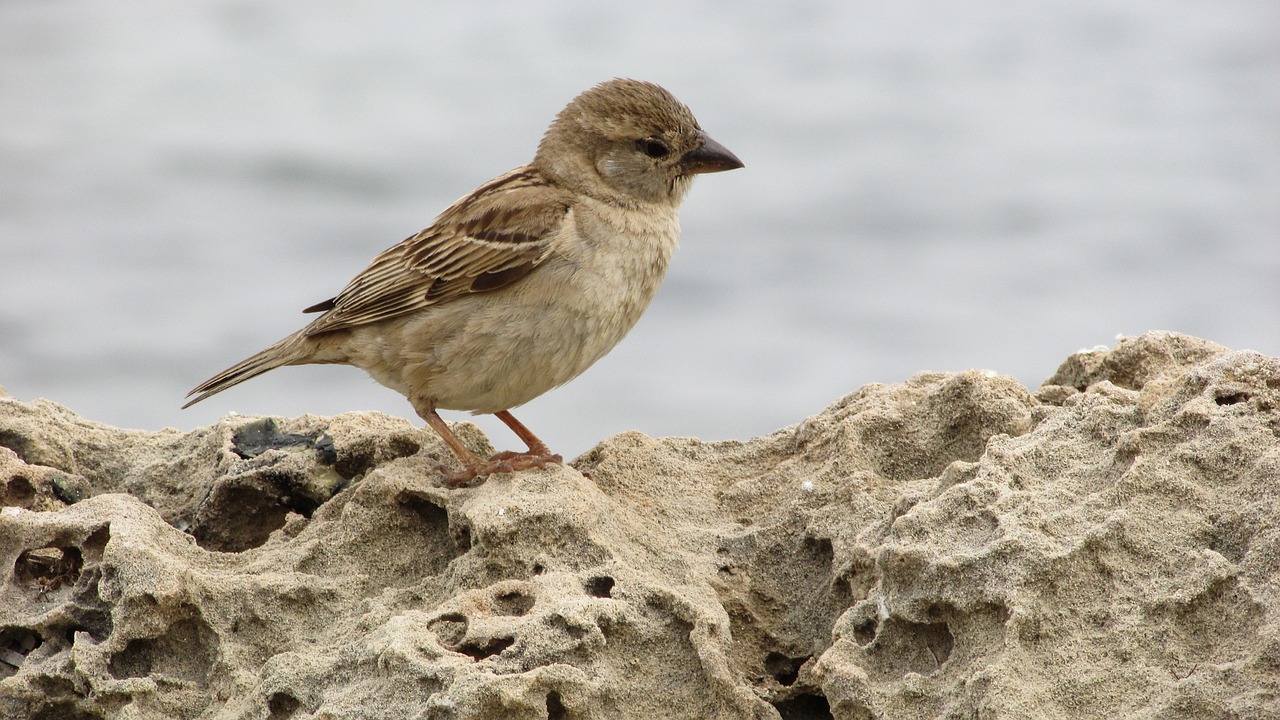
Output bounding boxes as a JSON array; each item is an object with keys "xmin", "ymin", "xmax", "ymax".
[{"xmin": 2, "ymin": 0, "xmax": 1277, "ymax": 457}]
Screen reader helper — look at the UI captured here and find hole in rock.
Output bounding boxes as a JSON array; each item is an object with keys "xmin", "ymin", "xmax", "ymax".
[
  {"xmin": 429, "ymin": 614, "xmax": 468, "ymax": 648},
  {"xmin": 805, "ymin": 536, "xmax": 834, "ymax": 564},
  {"xmin": 494, "ymin": 590, "xmax": 535, "ymax": 617},
  {"xmin": 584, "ymin": 576, "xmax": 615, "ymax": 598},
  {"xmin": 268, "ymin": 692, "xmax": 301, "ymax": 719},
  {"xmin": 771, "ymin": 692, "xmax": 833, "ymax": 720},
  {"xmin": 918, "ymin": 620, "xmax": 954, "ymax": 666},
  {"xmin": 458, "ymin": 636, "xmax": 514, "ymax": 661},
  {"xmin": 280, "ymin": 492, "xmax": 321, "ymax": 519},
  {"xmin": 336, "ymin": 435, "xmax": 420, "ymax": 479},
  {"xmin": 399, "ymin": 491, "xmax": 448, "ymax": 527},
  {"xmin": 191, "ymin": 478, "xmax": 291, "ymax": 552},
  {"xmin": 0, "ymin": 627, "xmax": 42, "ymax": 678},
  {"xmin": 546, "ymin": 690, "xmax": 568, "ymax": 720},
  {"xmin": 831, "ymin": 574, "xmax": 851, "ymax": 598},
  {"xmin": 764, "ymin": 652, "xmax": 808, "ymax": 687},
  {"xmin": 14, "ymin": 546, "xmax": 82, "ymax": 594},
  {"xmin": 532, "ymin": 563, "xmax": 546, "ymax": 575},
  {"xmin": 853, "ymin": 619, "xmax": 878, "ymax": 646},
  {"xmin": 399, "ymin": 490, "xmax": 467, "ymax": 558},
  {"xmin": 1215, "ymin": 392, "xmax": 1250, "ymax": 406},
  {"xmin": 546, "ymin": 614, "xmax": 587, "ymax": 640},
  {"xmin": 62, "ymin": 626, "xmax": 86, "ymax": 645},
  {"xmin": 0, "ymin": 430, "xmax": 33, "ymax": 464},
  {"xmin": 2, "ymin": 475, "xmax": 34, "ymax": 505},
  {"xmin": 49, "ymin": 578, "xmax": 112, "ymax": 643},
  {"xmin": 869, "ymin": 617, "xmax": 954, "ymax": 675},
  {"xmin": 83, "ymin": 526, "xmax": 111, "ymax": 559},
  {"xmin": 109, "ymin": 638, "xmax": 153, "ymax": 679},
  {"xmin": 108, "ymin": 616, "xmax": 216, "ymax": 682}
]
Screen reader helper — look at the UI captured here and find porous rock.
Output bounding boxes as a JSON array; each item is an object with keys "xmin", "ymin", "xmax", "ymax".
[{"xmin": 1, "ymin": 331, "xmax": 1277, "ymax": 719}]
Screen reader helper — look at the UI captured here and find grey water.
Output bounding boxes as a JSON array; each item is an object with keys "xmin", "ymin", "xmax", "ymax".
[{"xmin": 2, "ymin": 0, "xmax": 1277, "ymax": 458}]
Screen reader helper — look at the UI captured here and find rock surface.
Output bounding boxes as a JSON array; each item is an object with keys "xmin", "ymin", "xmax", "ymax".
[{"xmin": 1, "ymin": 331, "xmax": 1277, "ymax": 719}]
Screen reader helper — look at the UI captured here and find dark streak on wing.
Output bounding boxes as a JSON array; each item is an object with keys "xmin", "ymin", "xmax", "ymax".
[
  {"xmin": 303, "ymin": 298, "xmax": 336, "ymax": 314},
  {"xmin": 468, "ymin": 261, "xmax": 539, "ymax": 293},
  {"xmin": 297, "ymin": 166, "xmax": 571, "ymax": 338}
]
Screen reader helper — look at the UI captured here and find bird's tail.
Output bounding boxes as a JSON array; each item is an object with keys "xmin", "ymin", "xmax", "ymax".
[{"xmin": 182, "ymin": 334, "xmax": 305, "ymax": 409}]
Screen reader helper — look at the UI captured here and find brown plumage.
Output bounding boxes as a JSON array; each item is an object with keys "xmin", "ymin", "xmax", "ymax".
[{"xmin": 184, "ymin": 79, "xmax": 743, "ymax": 485}]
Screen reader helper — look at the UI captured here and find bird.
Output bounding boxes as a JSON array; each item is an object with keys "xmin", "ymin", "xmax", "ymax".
[{"xmin": 183, "ymin": 78, "xmax": 743, "ymax": 486}]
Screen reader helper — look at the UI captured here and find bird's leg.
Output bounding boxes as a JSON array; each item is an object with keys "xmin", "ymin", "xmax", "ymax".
[
  {"xmin": 419, "ymin": 407, "xmax": 562, "ymax": 487},
  {"xmin": 420, "ymin": 407, "xmax": 490, "ymax": 486},
  {"xmin": 484, "ymin": 410, "xmax": 563, "ymax": 469},
  {"xmin": 493, "ymin": 410, "xmax": 557, "ymax": 458}
]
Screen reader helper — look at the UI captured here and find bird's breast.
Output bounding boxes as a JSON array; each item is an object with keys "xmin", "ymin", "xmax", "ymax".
[
  {"xmin": 524, "ymin": 200, "xmax": 681, "ymax": 372},
  {"xmin": 389, "ymin": 201, "xmax": 682, "ymax": 414}
]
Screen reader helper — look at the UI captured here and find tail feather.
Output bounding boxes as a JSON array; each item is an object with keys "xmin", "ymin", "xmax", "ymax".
[{"xmin": 182, "ymin": 335, "xmax": 302, "ymax": 409}]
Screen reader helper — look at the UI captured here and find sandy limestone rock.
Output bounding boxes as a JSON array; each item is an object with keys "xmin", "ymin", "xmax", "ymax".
[{"xmin": 1, "ymin": 331, "xmax": 1277, "ymax": 719}]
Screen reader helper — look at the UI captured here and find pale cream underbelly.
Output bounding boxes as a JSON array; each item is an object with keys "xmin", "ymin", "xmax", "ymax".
[{"xmin": 341, "ymin": 256, "xmax": 662, "ymax": 414}]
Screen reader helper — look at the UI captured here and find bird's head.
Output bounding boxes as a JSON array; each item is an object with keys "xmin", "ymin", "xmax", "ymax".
[{"xmin": 535, "ymin": 78, "xmax": 743, "ymax": 207}]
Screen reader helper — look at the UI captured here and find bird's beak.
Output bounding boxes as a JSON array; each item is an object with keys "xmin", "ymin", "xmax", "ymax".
[{"xmin": 681, "ymin": 133, "xmax": 744, "ymax": 174}]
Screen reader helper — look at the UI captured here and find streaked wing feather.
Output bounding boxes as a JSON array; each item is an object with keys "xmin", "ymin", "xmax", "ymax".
[{"xmin": 301, "ymin": 167, "xmax": 570, "ymax": 337}]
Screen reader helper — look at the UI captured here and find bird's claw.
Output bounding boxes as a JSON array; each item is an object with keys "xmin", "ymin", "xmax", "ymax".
[{"xmin": 441, "ymin": 452, "xmax": 564, "ymax": 487}]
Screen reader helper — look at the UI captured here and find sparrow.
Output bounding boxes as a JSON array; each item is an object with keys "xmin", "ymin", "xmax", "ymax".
[{"xmin": 184, "ymin": 78, "xmax": 743, "ymax": 485}]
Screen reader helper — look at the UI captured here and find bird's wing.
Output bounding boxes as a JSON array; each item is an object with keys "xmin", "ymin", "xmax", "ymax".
[{"xmin": 300, "ymin": 166, "xmax": 572, "ymax": 337}]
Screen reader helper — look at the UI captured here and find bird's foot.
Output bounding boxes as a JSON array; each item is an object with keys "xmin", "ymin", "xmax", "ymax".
[
  {"xmin": 441, "ymin": 451, "xmax": 564, "ymax": 488},
  {"xmin": 487, "ymin": 449, "xmax": 563, "ymax": 466}
]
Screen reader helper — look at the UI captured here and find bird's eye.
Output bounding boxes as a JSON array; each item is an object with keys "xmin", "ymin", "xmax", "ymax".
[{"xmin": 638, "ymin": 138, "xmax": 671, "ymax": 158}]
